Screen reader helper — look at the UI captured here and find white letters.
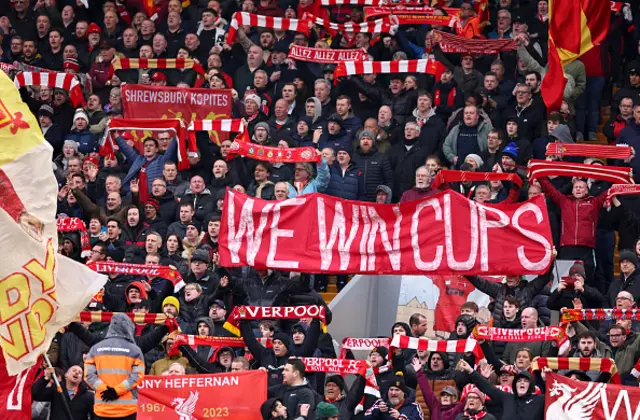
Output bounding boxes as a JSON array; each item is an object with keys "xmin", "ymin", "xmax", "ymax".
[
  {"xmin": 267, "ymin": 199, "xmax": 305, "ymax": 269},
  {"xmin": 511, "ymin": 203, "xmax": 552, "ymax": 271},
  {"xmin": 226, "ymin": 192, "xmax": 272, "ymax": 265},
  {"xmin": 477, "ymin": 204, "xmax": 510, "ymax": 271},
  {"xmin": 365, "ymin": 207, "xmax": 402, "ymax": 271},
  {"xmin": 318, "ymin": 199, "xmax": 359, "ymax": 270},
  {"xmin": 411, "ymin": 199, "xmax": 444, "ymax": 271},
  {"xmin": 444, "ymin": 194, "xmax": 479, "ymax": 270}
]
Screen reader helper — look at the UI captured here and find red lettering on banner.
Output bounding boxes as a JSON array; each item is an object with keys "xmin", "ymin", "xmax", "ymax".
[{"xmin": 219, "ymin": 190, "xmax": 553, "ymax": 275}]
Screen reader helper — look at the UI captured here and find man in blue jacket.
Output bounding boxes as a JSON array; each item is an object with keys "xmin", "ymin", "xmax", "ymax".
[{"xmin": 326, "ymin": 144, "xmax": 364, "ymax": 201}]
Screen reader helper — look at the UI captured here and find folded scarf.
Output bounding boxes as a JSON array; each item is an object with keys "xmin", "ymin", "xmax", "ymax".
[
  {"xmin": 305, "ymin": 13, "xmax": 394, "ymax": 36},
  {"xmin": 14, "ymin": 71, "xmax": 84, "ymax": 106},
  {"xmin": 86, "ymin": 261, "xmax": 185, "ymax": 292},
  {"xmin": 288, "ymin": 45, "xmax": 367, "ymax": 63},
  {"xmin": 530, "ymin": 357, "xmax": 620, "ymax": 384},
  {"xmin": 223, "ymin": 305, "xmax": 326, "ymax": 336},
  {"xmin": 546, "ymin": 142, "xmax": 632, "ymax": 159},
  {"xmin": 390, "ymin": 335, "xmax": 484, "ymax": 361},
  {"xmin": 433, "ymin": 30, "xmax": 516, "ymax": 54},
  {"xmin": 107, "ymin": 58, "xmax": 205, "ymax": 79},
  {"xmin": 226, "ymin": 140, "xmax": 321, "ymax": 163},
  {"xmin": 56, "ymin": 217, "xmax": 91, "ymax": 258},
  {"xmin": 333, "ymin": 58, "xmax": 442, "ymax": 84},
  {"xmin": 472, "ymin": 325, "xmax": 570, "ymax": 354},
  {"xmin": 339, "ymin": 337, "xmax": 390, "ymax": 359},
  {"xmin": 228, "ymin": 12, "xmax": 308, "ymax": 43},
  {"xmin": 527, "ymin": 159, "xmax": 633, "ymax": 184},
  {"xmin": 561, "ymin": 308, "xmax": 640, "ymax": 325},
  {"xmin": 432, "ymin": 169, "xmax": 523, "ymax": 189}
]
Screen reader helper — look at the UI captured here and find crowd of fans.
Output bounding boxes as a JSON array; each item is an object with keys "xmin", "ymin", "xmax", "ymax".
[{"xmin": 4, "ymin": 0, "xmax": 640, "ymax": 418}]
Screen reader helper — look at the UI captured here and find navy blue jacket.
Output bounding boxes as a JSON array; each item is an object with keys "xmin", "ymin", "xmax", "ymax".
[
  {"xmin": 67, "ymin": 128, "xmax": 98, "ymax": 155},
  {"xmin": 353, "ymin": 147, "xmax": 394, "ymax": 202},
  {"xmin": 319, "ymin": 128, "xmax": 351, "ymax": 152},
  {"xmin": 326, "ymin": 162, "xmax": 365, "ymax": 201},
  {"xmin": 616, "ymin": 121, "xmax": 640, "ymax": 183}
]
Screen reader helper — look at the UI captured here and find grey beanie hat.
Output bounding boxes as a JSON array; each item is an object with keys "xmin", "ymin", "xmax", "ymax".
[
  {"xmin": 358, "ymin": 130, "xmax": 375, "ymax": 143},
  {"xmin": 255, "ymin": 122, "xmax": 271, "ymax": 135},
  {"xmin": 550, "ymin": 124, "xmax": 574, "ymax": 144}
]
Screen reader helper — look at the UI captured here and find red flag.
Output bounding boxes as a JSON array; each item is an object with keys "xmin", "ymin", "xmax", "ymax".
[
  {"xmin": 0, "ymin": 353, "xmax": 40, "ymax": 420},
  {"xmin": 541, "ymin": 37, "xmax": 567, "ymax": 112}
]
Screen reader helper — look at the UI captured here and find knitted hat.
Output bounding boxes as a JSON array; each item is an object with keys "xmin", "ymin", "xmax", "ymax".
[
  {"xmin": 336, "ymin": 143, "xmax": 353, "ymax": 157},
  {"xmin": 87, "ymin": 22, "xmax": 102, "ymax": 34},
  {"xmin": 325, "ymin": 375, "xmax": 346, "ymax": 391},
  {"xmin": 191, "ymin": 248, "xmax": 210, "ymax": 264},
  {"xmin": 73, "ymin": 109, "xmax": 89, "ymax": 123},
  {"xmin": 327, "ymin": 113, "xmax": 343, "ymax": 126},
  {"xmin": 620, "ymin": 249, "xmax": 639, "ymax": 266},
  {"xmin": 291, "ymin": 322, "xmax": 307, "ymax": 335},
  {"xmin": 370, "ymin": 346, "xmax": 388, "ymax": 360},
  {"xmin": 244, "ymin": 94, "xmax": 261, "ymax": 106},
  {"xmin": 255, "ymin": 121, "xmax": 271, "ymax": 134},
  {"xmin": 569, "ymin": 260, "xmax": 586, "ymax": 278},
  {"xmin": 297, "ymin": 115, "xmax": 312, "ymax": 128},
  {"xmin": 107, "ymin": 247, "xmax": 125, "ymax": 262},
  {"xmin": 272, "ymin": 332, "xmax": 290, "ymax": 348},
  {"xmin": 162, "ymin": 296, "xmax": 180, "ymax": 313},
  {"xmin": 358, "ymin": 130, "xmax": 375, "ymax": 142},
  {"xmin": 501, "ymin": 142, "xmax": 519, "ymax": 160},
  {"xmin": 389, "ymin": 372, "xmax": 407, "ymax": 394},
  {"xmin": 466, "ymin": 153, "xmax": 484, "ymax": 168},
  {"xmin": 461, "ymin": 384, "xmax": 486, "ymax": 404},
  {"xmin": 38, "ymin": 104, "xmax": 54, "ymax": 118},
  {"xmin": 144, "ymin": 198, "xmax": 160, "ymax": 211},
  {"xmin": 316, "ymin": 402, "xmax": 340, "ymax": 418},
  {"xmin": 63, "ymin": 58, "xmax": 80, "ymax": 72}
]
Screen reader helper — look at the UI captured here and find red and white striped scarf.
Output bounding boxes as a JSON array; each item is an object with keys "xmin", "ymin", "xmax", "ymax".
[
  {"xmin": 356, "ymin": 364, "xmax": 391, "ymax": 414},
  {"xmin": 545, "ymin": 142, "xmax": 632, "ymax": 159},
  {"xmin": 432, "ymin": 170, "xmax": 522, "ymax": 189},
  {"xmin": 107, "ymin": 58, "xmax": 205, "ymax": 80},
  {"xmin": 561, "ymin": 308, "xmax": 640, "ymax": 325},
  {"xmin": 321, "ymin": 0, "xmax": 380, "ymax": 4},
  {"xmin": 86, "ymin": 261, "xmax": 186, "ymax": 292},
  {"xmin": 333, "ymin": 58, "xmax": 440, "ymax": 84},
  {"xmin": 304, "ymin": 13, "xmax": 394, "ymax": 35},
  {"xmin": 390, "ymin": 335, "xmax": 484, "ymax": 361},
  {"xmin": 56, "ymin": 217, "xmax": 91, "ymax": 258},
  {"xmin": 605, "ymin": 184, "xmax": 640, "ymax": 208},
  {"xmin": 339, "ymin": 337, "xmax": 390, "ymax": 359},
  {"xmin": 531, "ymin": 357, "xmax": 621, "ymax": 384},
  {"xmin": 527, "ymin": 159, "xmax": 633, "ymax": 184},
  {"xmin": 228, "ymin": 12, "xmax": 309, "ymax": 43},
  {"xmin": 187, "ymin": 118, "xmax": 249, "ymax": 145},
  {"xmin": 14, "ymin": 71, "xmax": 84, "ymax": 106},
  {"xmin": 433, "ymin": 30, "xmax": 517, "ymax": 54}
]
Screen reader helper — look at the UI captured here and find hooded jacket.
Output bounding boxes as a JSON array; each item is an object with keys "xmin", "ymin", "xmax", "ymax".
[{"xmin": 84, "ymin": 314, "xmax": 145, "ymax": 418}]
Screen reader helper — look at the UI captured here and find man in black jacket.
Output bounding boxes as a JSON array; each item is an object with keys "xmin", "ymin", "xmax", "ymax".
[
  {"xmin": 388, "ymin": 122, "xmax": 429, "ymax": 202},
  {"xmin": 32, "ymin": 365, "xmax": 94, "ymax": 420},
  {"xmin": 268, "ymin": 358, "xmax": 321, "ymax": 420}
]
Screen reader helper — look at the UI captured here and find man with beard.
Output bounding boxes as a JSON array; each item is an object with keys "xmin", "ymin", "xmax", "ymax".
[
  {"xmin": 400, "ymin": 166, "xmax": 435, "ymax": 202},
  {"xmin": 459, "ymin": 360, "xmax": 543, "ymax": 420},
  {"xmin": 389, "ymin": 122, "xmax": 429, "ymax": 202},
  {"xmin": 365, "ymin": 373, "xmax": 423, "ymax": 420},
  {"xmin": 352, "ymin": 130, "xmax": 393, "ymax": 202},
  {"xmin": 207, "ymin": 299, "xmax": 232, "ymax": 336}
]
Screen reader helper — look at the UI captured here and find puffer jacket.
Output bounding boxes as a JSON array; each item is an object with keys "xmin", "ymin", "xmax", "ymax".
[
  {"xmin": 352, "ymin": 147, "xmax": 393, "ymax": 202},
  {"xmin": 326, "ymin": 162, "xmax": 364, "ymax": 200},
  {"xmin": 67, "ymin": 128, "xmax": 98, "ymax": 154},
  {"xmin": 115, "ymin": 135, "xmax": 178, "ymax": 193},
  {"xmin": 319, "ymin": 127, "xmax": 352, "ymax": 151},
  {"xmin": 465, "ymin": 271, "xmax": 551, "ymax": 326},
  {"xmin": 84, "ymin": 314, "xmax": 145, "ymax": 418},
  {"xmin": 180, "ymin": 188, "xmax": 215, "ymax": 223},
  {"xmin": 538, "ymin": 177, "xmax": 608, "ymax": 248}
]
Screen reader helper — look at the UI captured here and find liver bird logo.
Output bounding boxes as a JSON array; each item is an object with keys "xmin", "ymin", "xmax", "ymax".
[
  {"xmin": 546, "ymin": 379, "xmax": 605, "ymax": 420},
  {"xmin": 171, "ymin": 390, "xmax": 199, "ymax": 420}
]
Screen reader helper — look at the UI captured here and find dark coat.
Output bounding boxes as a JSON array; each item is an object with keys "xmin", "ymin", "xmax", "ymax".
[
  {"xmin": 607, "ymin": 269, "xmax": 640, "ymax": 307},
  {"xmin": 388, "ymin": 140, "xmax": 429, "ymax": 202},
  {"xmin": 326, "ymin": 162, "xmax": 364, "ymax": 201},
  {"xmin": 352, "ymin": 147, "xmax": 394, "ymax": 202},
  {"xmin": 32, "ymin": 377, "xmax": 94, "ymax": 420},
  {"xmin": 468, "ymin": 371, "xmax": 545, "ymax": 420}
]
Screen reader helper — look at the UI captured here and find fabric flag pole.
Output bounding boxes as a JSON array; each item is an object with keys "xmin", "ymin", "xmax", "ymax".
[
  {"xmin": 531, "ymin": 357, "xmax": 620, "ymax": 383},
  {"xmin": 545, "ymin": 142, "xmax": 632, "ymax": 159},
  {"xmin": 86, "ymin": 261, "xmax": 186, "ymax": 292},
  {"xmin": 107, "ymin": 58, "xmax": 205, "ymax": 80},
  {"xmin": 226, "ymin": 140, "xmax": 321, "ymax": 163},
  {"xmin": 13, "ymin": 71, "xmax": 84, "ymax": 106},
  {"xmin": 0, "ymin": 69, "xmax": 107, "ymax": 382}
]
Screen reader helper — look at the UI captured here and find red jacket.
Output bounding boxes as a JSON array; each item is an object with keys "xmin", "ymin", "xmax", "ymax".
[{"xmin": 538, "ymin": 177, "xmax": 608, "ymax": 248}]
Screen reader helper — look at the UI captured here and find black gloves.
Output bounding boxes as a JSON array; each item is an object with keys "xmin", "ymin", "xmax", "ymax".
[{"xmin": 101, "ymin": 387, "xmax": 119, "ymax": 401}]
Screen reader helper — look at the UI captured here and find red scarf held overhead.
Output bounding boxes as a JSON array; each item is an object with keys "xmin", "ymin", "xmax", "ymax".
[
  {"xmin": 223, "ymin": 305, "xmax": 326, "ymax": 336},
  {"xmin": 605, "ymin": 184, "xmax": 640, "ymax": 208},
  {"xmin": 390, "ymin": 335, "xmax": 484, "ymax": 361},
  {"xmin": 86, "ymin": 261, "xmax": 186, "ymax": 292},
  {"xmin": 226, "ymin": 141, "xmax": 321, "ymax": 163},
  {"xmin": 339, "ymin": 337, "xmax": 390, "ymax": 359},
  {"xmin": 433, "ymin": 30, "xmax": 517, "ymax": 54},
  {"xmin": 527, "ymin": 159, "xmax": 634, "ymax": 184},
  {"xmin": 56, "ymin": 217, "xmax": 91, "ymax": 258},
  {"xmin": 288, "ymin": 45, "xmax": 368, "ymax": 64},
  {"xmin": 561, "ymin": 308, "xmax": 640, "ymax": 325},
  {"xmin": 545, "ymin": 142, "xmax": 632, "ymax": 159},
  {"xmin": 301, "ymin": 357, "xmax": 368, "ymax": 375},
  {"xmin": 472, "ymin": 325, "xmax": 570, "ymax": 354},
  {"xmin": 75, "ymin": 310, "xmax": 166, "ymax": 324},
  {"xmin": 432, "ymin": 170, "xmax": 523, "ymax": 190},
  {"xmin": 107, "ymin": 57, "xmax": 205, "ymax": 80},
  {"xmin": 531, "ymin": 357, "xmax": 621, "ymax": 384},
  {"xmin": 138, "ymin": 162, "xmax": 150, "ymax": 202}
]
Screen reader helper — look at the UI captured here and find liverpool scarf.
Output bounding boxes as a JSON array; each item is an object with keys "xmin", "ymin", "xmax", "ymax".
[
  {"xmin": 365, "ymin": 6, "xmax": 458, "ymax": 26},
  {"xmin": 223, "ymin": 305, "xmax": 326, "ymax": 336},
  {"xmin": 228, "ymin": 12, "xmax": 309, "ymax": 44},
  {"xmin": 472, "ymin": 325, "xmax": 569, "ymax": 354},
  {"xmin": 531, "ymin": 357, "xmax": 621, "ymax": 384},
  {"xmin": 333, "ymin": 59, "xmax": 442, "ymax": 84},
  {"xmin": 545, "ymin": 142, "xmax": 633, "ymax": 159},
  {"xmin": 433, "ymin": 30, "xmax": 517, "ymax": 54},
  {"xmin": 390, "ymin": 335, "xmax": 484, "ymax": 361},
  {"xmin": 431, "ymin": 169, "xmax": 523, "ymax": 189},
  {"xmin": 605, "ymin": 184, "xmax": 640, "ymax": 208},
  {"xmin": 357, "ymin": 364, "xmax": 391, "ymax": 414},
  {"xmin": 102, "ymin": 118, "xmax": 191, "ymax": 170},
  {"xmin": 339, "ymin": 337, "xmax": 390, "ymax": 359},
  {"xmin": 527, "ymin": 159, "xmax": 634, "ymax": 184},
  {"xmin": 301, "ymin": 357, "xmax": 369, "ymax": 375},
  {"xmin": 107, "ymin": 58, "xmax": 205, "ymax": 80},
  {"xmin": 561, "ymin": 308, "xmax": 640, "ymax": 325},
  {"xmin": 56, "ymin": 217, "xmax": 91, "ymax": 258},
  {"xmin": 630, "ymin": 358, "xmax": 640, "ymax": 379},
  {"xmin": 226, "ymin": 140, "xmax": 321, "ymax": 163},
  {"xmin": 75, "ymin": 311, "xmax": 166, "ymax": 324},
  {"xmin": 321, "ymin": 0, "xmax": 380, "ymax": 4},
  {"xmin": 14, "ymin": 71, "xmax": 84, "ymax": 106},
  {"xmin": 288, "ymin": 46, "xmax": 367, "ymax": 63},
  {"xmin": 86, "ymin": 261, "xmax": 186, "ymax": 292},
  {"xmin": 304, "ymin": 13, "xmax": 394, "ymax": 36}
]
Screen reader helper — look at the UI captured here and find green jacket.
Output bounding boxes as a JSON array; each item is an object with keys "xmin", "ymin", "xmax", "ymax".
[
  {"xmin": 442, "ymin": 119, "xmax": 493, "ymax": 164},
  {"xmin": 574, "ymin": 321, "xmax": 640, "ymax": 375}
]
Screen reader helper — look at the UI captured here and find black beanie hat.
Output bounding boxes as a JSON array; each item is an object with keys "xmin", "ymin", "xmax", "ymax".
[
  {"xmin": 325, "ymin": 375, "xmax": 346, "ymax": 391},
  {"xmin": 370, "ymin": 346, "xmax": 388, "ymax": 360},
  {"xmin": 273, "ymin": 332, "xmax": 291, "ymax": 348},
  {"xmin": 261, "ymin": 398, "xmax": 283, "ymax": 420}
]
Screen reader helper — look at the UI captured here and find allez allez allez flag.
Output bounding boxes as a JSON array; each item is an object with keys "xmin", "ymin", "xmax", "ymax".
[
  {"xmin": 218, "ymin": 190, "xmax": 554, "ymax": 275},
  {"xmin": 0, "ymin": 71, "xmax": 106, "ymax": 417}
]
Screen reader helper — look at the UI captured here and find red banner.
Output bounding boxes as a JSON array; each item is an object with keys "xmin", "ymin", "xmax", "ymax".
[
  {"xmin": 121, "ymin": 85, "xmax": 232, "ymax": 144},
  {"xmin": 223, "ymin": 305, "xmax": 326, "ymax": 336},
  {"xmin": 339, "ymin": 337, "xmax": 389, "ymax": 359},
  {"xmin": 0, "ymin": 353, "xmax": 39, "ymax": 420},
  {"xmin": 86, "ymin": 261, "xmax": 186, "ymax": 292},
  {"xmin": 138, "ymin": 371, "xmax": 266, "ymax": 420},
  {"xmin": 544, "ymin": 372, "xmax": 639, "ymax": 419},
  {"xmin": 364, "ymin": 6, "xmax": 458, "ymax": 25},
  {"xmin": 218, "ymin": 190, "xmax": 554, "ymax": 275},
  {"xmin": 288, "ymin": 45, "xmax": 368, "ymax": 63}
]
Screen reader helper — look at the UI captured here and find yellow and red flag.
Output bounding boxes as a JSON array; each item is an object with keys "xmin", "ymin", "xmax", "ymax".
[{"xmin": 541, "ymin": 0, "xmax": 610, "ymax": 112}]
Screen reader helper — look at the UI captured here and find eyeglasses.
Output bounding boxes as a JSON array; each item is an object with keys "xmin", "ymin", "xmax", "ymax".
[
  {"xmin": 516, "ymin": 91, "xmax": 530, "ymax": 95},
  {"xmin": 91, "ymin": 249, "xmax": 105, "ymax": 255}
]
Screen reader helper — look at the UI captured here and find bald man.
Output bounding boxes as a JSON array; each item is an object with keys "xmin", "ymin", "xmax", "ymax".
[{"xmin": 502, "ymin": 307, "xmax": 552, "ymax": 364}]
